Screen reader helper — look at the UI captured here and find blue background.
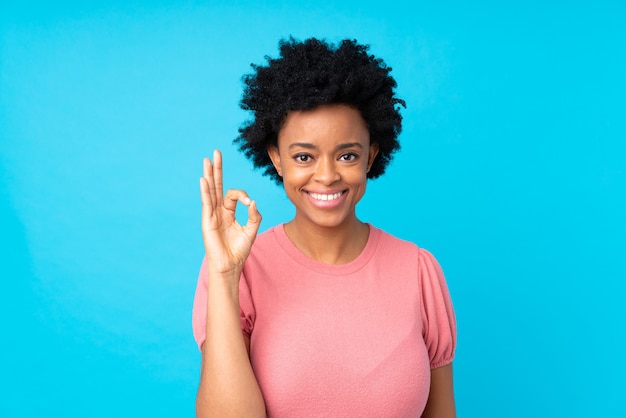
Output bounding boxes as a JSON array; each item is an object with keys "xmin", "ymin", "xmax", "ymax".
[{"xmin": 1, "ymin": 1, "xmax": 624, "ymax": 416}]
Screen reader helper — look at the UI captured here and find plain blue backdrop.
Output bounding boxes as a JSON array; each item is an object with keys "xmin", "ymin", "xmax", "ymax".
[{"xmin": 1, "ymin": 1, "xmax": 625, "ymax": 416}]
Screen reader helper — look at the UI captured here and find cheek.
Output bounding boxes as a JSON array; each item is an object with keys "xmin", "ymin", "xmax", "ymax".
[
  {"xmin": 346, "ymin": 169, "xmax": 368, "ymax": 184},
  {"xmin": 282, "ymin": 167, "xmax": 309, "ymax": 184}
]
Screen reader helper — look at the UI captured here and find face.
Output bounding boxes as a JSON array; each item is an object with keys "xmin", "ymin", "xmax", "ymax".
[{"xmin": 268, "ymin": 104, "xmax": 379, "ymax": 230}]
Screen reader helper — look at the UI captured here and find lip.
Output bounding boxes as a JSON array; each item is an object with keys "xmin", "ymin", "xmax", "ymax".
[{"xmin": 304, "ymin": 189, "xmax": 348, "ymax": 209}]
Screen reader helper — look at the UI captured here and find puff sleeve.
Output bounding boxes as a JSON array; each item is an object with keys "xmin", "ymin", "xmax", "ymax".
[
  {"xmin": 191, "ymin": 256, "xmax": 256, "ymax": 351},
  {"xmin": 418, "ymin": 248, "xmax": 457, "ymax": 368}
]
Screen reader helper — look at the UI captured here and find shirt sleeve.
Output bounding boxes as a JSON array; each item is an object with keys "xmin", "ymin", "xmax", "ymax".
[
  {"xmin": 191, "ymin": 256, "xmax": 256, "ymax": 351},
  {"xmin": 418, "ymin": 248, "xmax": 457, "ymax": 368}
]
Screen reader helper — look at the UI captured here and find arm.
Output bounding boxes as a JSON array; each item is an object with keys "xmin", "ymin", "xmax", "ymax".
[
  {"xmin": 421, "ymin": 363, "xmax": 456, "ymax": 418},
  {"xmin": 196, "ymin": 150, "xmax": 266, "ymax": 418}
]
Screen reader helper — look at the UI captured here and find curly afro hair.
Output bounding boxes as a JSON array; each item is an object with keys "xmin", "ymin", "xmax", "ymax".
[{"xmin": 234, "ymin": 37, "xmax": 406, "ymax": 184}]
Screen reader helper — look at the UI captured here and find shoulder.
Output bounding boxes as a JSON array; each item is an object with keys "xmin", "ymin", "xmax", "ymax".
[
  {"xmin": 372, "ymin": 225, "xmax": 421, "ymax": 255},
  {"xmin": 245, "ymin": 224, "xmax": 287, "ymax": 266},
  {"xmin": 371, "ymin": 226, "xmax": 442, "ymax": 269},
  {"xmin": 250, "ymin": 224, "xmax": 282, "ymax": 249}
]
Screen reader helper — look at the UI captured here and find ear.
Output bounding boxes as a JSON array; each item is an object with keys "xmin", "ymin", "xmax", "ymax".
[
  {"xmin": 267, "ymin": 145, "xmax": 282, "ymax": 176},
  {"xmin": 367, "ymin": 143, "xmax": 380, "ymax": 171}
]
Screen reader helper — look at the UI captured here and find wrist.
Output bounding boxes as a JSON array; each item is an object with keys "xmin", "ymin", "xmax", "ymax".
[{"xmin": 207, "ymin": 268, "xmax": 241, "ymax": 299}]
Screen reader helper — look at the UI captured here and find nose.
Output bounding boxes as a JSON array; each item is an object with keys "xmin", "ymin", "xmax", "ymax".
[{"xmin": 314, "ymin": 157, "xmax": 340, "ymax": 185}]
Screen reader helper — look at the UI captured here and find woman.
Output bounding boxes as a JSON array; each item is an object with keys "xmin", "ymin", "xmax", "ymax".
[{"xmin": 193, "ymin": 37, "xmax": 457, "ymax": 417}]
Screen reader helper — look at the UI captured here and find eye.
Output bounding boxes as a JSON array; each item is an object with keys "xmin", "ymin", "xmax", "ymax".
[
  {"xmin": 294, "ymin": 153, "xmax": 312, "ymax": 163},
  {"xmin": 339, "ymin": 153, "xmax": 359, "ymax": 162}
]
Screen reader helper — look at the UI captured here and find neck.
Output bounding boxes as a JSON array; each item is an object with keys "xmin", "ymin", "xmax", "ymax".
[{"xmin": 284, "ymin": 216, "xmax": 370, "ymax": 265}]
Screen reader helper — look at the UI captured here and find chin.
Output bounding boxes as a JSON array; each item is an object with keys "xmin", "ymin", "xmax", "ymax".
[{"xmin": 301, "ymin": 212, "xmax": 355, "ymax": 230}]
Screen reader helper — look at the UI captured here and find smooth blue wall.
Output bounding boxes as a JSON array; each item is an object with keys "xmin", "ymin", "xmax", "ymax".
[{"xmin": 1, "ymin": 1, "xmax": 624, "ymax": 416}]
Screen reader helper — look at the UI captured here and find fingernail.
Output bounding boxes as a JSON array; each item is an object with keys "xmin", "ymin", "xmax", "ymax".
[{"xmin": 243, "ymin": 197, "xmax": 251, "ymax": 205}]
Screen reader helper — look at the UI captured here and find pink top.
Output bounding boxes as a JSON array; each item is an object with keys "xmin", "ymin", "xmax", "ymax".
[{"xmin": 193, "ymin": 224, "xmax": 456, "ymax": 417}]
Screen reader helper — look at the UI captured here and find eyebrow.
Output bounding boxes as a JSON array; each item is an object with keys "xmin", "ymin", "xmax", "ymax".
[{"xmin": 288, "ymin": 142, "xmax": 364, "ymax": 150}]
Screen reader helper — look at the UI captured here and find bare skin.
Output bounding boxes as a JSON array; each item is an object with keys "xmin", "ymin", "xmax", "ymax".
[
  {"xmin": 267, "ymin": 104, "xmax": 378, "ymax": 265},
  {"xmin": 196, "ymin": 150, "xmax": 266, "ymax": 418},
  {"xmin": 422, "ymin": 363, "xmax": 456, "ymax": 418},
  {"xmin": 196, "ymin": 105, "xmax": 456, "ymax": 417}
]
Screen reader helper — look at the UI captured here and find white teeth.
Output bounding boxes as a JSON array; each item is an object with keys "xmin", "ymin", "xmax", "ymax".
[{"xmin": 309, "ymin": 192, "xmax": 343, "ymax": 201}]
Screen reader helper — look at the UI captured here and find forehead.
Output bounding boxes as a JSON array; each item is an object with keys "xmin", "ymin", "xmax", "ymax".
[{"xmin": 278, "ymin": 104, "xmax": 370, "ymax": 146}]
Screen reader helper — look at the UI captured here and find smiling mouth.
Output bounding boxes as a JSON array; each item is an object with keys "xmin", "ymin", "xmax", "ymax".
[{"xmin": 308, "ymin": 191, "xmax": 345, "ymax": 201}]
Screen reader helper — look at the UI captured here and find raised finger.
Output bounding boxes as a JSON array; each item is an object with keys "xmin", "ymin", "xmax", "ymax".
[
  {"xmin": 213, "ymin": 150, "xmax": 224, "ymax": 207},
  {"xmin": 203, "ymin": 157, "xmax": 217, "ymax": 208},
  {"xmin": 199, "ymin": 177, "xmax": 214, "ymax": 219}
]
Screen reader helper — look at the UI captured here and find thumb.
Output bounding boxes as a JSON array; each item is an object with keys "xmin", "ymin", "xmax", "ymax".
[{"xmin": 243, "ymin": 200, "xmax": 262, "ymax": 238}]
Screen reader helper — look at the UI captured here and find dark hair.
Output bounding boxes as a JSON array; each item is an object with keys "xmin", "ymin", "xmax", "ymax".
[{"xmin": 234, "ymin": 37, "xmax": 406, "ymax": 184}]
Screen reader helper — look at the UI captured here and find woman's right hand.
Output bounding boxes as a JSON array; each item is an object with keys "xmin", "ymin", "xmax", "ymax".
[
  {"xmin": 197, "ymin": 151, "xmax": 267, "ymax": 418},
  {"xmin": 200, "ymin": 150, "xmax": 262, "ymax": 277}
]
